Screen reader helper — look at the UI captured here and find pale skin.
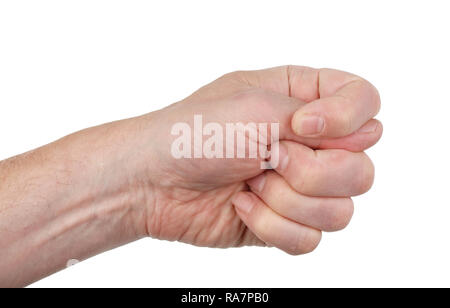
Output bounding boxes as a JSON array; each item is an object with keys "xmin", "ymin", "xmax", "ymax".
[{"xmin": 0, "ymin": 66, "xmax": 382, "ymax": 287}]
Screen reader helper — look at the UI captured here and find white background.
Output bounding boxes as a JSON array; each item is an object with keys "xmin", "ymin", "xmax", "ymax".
[{"xmin": 1, "ymin": 0, "xmax": 449, "ymax": 287}]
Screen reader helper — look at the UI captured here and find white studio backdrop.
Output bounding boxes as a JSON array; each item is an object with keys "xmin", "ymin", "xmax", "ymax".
[{"xmin": 0, "ymin": 0, "xmax": 449, "ymax": 287}]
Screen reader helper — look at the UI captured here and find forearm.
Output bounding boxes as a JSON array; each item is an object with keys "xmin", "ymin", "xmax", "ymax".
[{"xmin": 0, "ymin": 116, "xmax": 154, "ymax": 287}]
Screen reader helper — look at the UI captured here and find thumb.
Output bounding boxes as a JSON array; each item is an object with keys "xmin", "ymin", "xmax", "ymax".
[{"xmin": 231, "ymin": 89, "xmax": 381, "ymax": 152}]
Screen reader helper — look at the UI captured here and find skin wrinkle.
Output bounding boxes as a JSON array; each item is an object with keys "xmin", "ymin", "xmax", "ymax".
[
  {"xmin": 286, "ymin": 65, "xmax": 292, "ymax": 97},
  {"xmin": 190, "ymin": 217, "xmax": 205, "ymax": 247},
  {"xmin": 334, "ymin": 94, "xmax": 355, "ymax": 134},
  {"xmin": 329, "ymin": 77, "xmax": 362, "ymax": 97},
  {"xmin": 197, "ymin": 202, "xmax": 224, "ymax": 246},
  {"xmin": 217, "ymin": 207, "xmax": 245, "ymax": 247},
  {"xmin": 316, "ymin": 68, "xmax": 321, "ymax": 99},
  {"xmin": 178, "ymin": 187, "xmax": 228, "ymax": 245},
  {"xmin": 290, "ymin": 66, "xmax": 317, "ymax": 102},
  {"xmin": 145, "ymin": 188, "xmax": 163, "ymax": 239},
  {"xmin": 233, "ymin": 220, "xmax": 248, "ymax": 247},
  {"xmin": 130, "ymin": 178, "xmax": 156, "ymax": 238},
  {"xmin": 199, "ymin": 184, "xmax": 243, "ymax": 247},
  {"xmin": 154, "ymin": 180, "xmax": 258, "ymax": 248},
  {"xmin": 166, "ymin": 194, "xmax": 205, "ymax": 242}
]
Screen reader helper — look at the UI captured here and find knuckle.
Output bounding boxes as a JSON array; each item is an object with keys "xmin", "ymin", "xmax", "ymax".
[
  {"xmin": 347, "ymin": 152, "xmax": 375, "ymax": 196},
  {"xmin": 291, "ymin": 174, "xmax": 308, "ymax": 195},
  {"xmin": 326, "ymin": 149, "xmax": 348, "ymax": 165},
  {"xmin": 221, "ymin": 70, "xmax": 242, "ymax": 80},
  {"xmin": 359, "ymin": 154, "xmax": 375, "ymax": 194},
  {"xmin": 372, "ymin": 84, "xmax": 382, "ymax": 115},
  {"xmin": 233, "ymin": 88, "xmax": 269, "ymax": 106},
  {"xmin": 359, "ymin": 79, "xmax": 381, "ymax": 115},
  {"xmin": 326, "ymin": 96, "xmax": 354, "ymax": 136},
  {"xmin": 253, "ymin": 213, "xmax": 271, "ymax": 237},
  {"xmin": 338, "ymin": 98, "xmax": 355, "ymax": 134},
  {"xmin": 269, "ymin": 178, "xmax": 290, "ymax": 203},
  {"xmin": 288, "ymin": 229, "xmax": 322, "ymax": 255},
  {"xmin": 290, "ymin": 158, "xmax": 315, "ymax": 194},
  {"xmin": 321, "ymin": 198, "xmax": 354, "ymax": 232}
]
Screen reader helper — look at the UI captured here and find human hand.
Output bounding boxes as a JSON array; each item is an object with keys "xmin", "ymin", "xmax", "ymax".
[
  {"xmin": 0, "ymin": 65, "xmax": 382, "ymax": 286},
  {"xmin": 130, "ymin": 65, "xmax": 382, "ymax": 254}
]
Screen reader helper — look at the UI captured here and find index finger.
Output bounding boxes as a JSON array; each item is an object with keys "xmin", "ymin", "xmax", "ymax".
[
  {"xmin": 291, "ymin": 68, "xmax": 381, "ymax": 137},
  {"xmin": 239, "ymin": 66, "xmax": 381, "ymax": 138}
]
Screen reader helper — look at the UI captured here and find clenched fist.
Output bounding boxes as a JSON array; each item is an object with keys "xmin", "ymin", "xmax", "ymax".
[
  {"xmin": 137, "ymin": 66, "xmax": 382, "ymax": 253},
  {"xmin": 0, "ymin": 66, "xmax": 381, "ymax": 286}
]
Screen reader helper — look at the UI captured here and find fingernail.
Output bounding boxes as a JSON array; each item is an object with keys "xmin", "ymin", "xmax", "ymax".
[
  {"xmin": 247, "ymin": 173, "xmax": 266, "ymax": 192},
  {"xmin": 294, "ymin": 115, "xmax": 324, "ymax": 136},
  {"xmin": 278, "ymin": 142, "xmax": 289, "ymax": 171},
  {"xmin": 269, "ymin": 142, "xmax": 289, "ymax": 170},
  {"xmin": 232, "ymin": 193, "xmax": 254, "ymax": 214},
  {"xmin": 358, "ymin": 120, "xmax": 379, "ymax": 133}
]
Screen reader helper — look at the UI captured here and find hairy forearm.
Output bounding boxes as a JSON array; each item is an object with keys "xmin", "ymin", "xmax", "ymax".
[{"xmin": 0, "ymin": 116, "xmax": 154, "ymax": 287}]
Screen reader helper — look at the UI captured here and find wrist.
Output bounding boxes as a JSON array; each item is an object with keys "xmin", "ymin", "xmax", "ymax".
[
  {"xmin": 59, "ymin": 116, "xmax": 159, "ymax": 240},
  {"xmin": 0, "ymin": 116, "xmax": 158, "ymax": 286}
]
